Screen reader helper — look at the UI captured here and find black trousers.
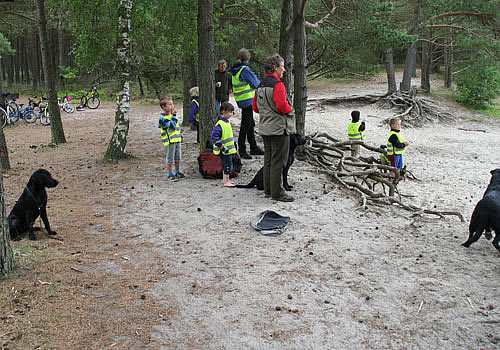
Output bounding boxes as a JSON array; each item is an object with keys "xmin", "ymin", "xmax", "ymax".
[{"xmin": 238, "ymin": 106, "xmax": 258, "ymax": 153}]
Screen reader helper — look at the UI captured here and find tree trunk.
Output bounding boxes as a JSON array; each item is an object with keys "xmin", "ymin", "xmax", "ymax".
[
  {"xmin": 14, "ymin": 38, "xmax": 20, "ymax": 84},
  {"xmin": 104, "ymin": 0, "xmax": 133, "ymax": 161},
  {"xmin": 385, "ymin": 48, "xmax": 397, "ymax": 94},
  {"xmin": 58, "ymin": 19, "xmax": 65, "ymax": 90},
  {"xmin": 32, "ymin": 30, "xmax": 39, "ymax": 91},
  {"xmin": 293, "ymin": 0, "xmax": 307, "ymax": 137},
  {"xmin": 279, "ymin": 0, "xmax": 294, "ymax": 99},
  {"xmin": 6, "ymin": 55, "xmax": 13, "ymax": 89},
  {"xmin": 0, "ymin": 60, "xmax": 11, "ymax": 171},
  {"xmin": 421, "ymin": 36, "xmax": 431, "ymax": 92},
  {"xmin": 182, "ymin": 54, "xmax": 197, "ymax": 128},
  {"xmin": 36, "ymin": 0, "xmax": 66, "ymax": 145},
  {"xmin": 197, "ymin": 0, "xmax": 216, "ymax": 151},
  {"xmin": 0, "ymin": 170, "xmax": 14, "ymax": 276},
  {"xmin": 137, "ymin": 74, "xmax": 144, "ymax": 96},
  {"xmin": 22, "ymin": 37, "xmax": 30, "ymax": 85},
  {"xmin": 444, "ymin": 41, "xmax": 453, "ymax": 88},
  {"xmin": 401, "ymin": 4, "xmax": 420, "ymax": 93}
]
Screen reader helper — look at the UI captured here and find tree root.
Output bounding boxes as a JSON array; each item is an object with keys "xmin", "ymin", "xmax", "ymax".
[
  {"xmin": 308, "ymin": 90, "xmax": 456, "ymax": 127},
  {"xmin": 304, "ymin": 133, "xmax": 465, "ymax": 221}
]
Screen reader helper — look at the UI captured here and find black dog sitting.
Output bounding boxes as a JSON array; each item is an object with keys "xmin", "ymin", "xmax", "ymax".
[
  {"xmin": 8, "ymin": 169, "xmax": 59, "ymax": 241},
  {"xmin": 462, "ymin": 168, "xmax": 500, "ymax": 252},
  {"xmin": 237, "ymin": 133, "xmax": 306, "ymax": 191}
]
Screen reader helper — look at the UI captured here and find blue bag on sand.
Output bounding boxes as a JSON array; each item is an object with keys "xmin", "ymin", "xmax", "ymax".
[{"xmin": 250, "ymin": 210, "xmax": 291, "ymax": 236}]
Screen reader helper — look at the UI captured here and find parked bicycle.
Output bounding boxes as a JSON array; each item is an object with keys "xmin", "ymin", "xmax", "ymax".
[
  {"xmin": 2, "ymin": 101, "xmax": 38, "ymax": 127},
  {"xmin": 0, "ymin": 106, "xmax": 8, "ymax": 128},
  {"xmin": 58, "ymin": 95, "xmax": 75, "ymax": 113},
  {"xmin": 38, "ymin": 104, "xmax": 51, "ymax": 126},
  {"xmin": 78, "ymin": 86, "xmax": 100, "ymax": 109}
]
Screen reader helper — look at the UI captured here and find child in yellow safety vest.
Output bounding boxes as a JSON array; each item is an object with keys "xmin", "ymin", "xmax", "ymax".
[
  {"xmin": 159, "ymin": 96, "xmax": 185, "ymax": 181},
  {"xmin": 387, "ymin": 118, "xmax": 410, "ymax": 178},
  {"xmin": 212, "ymin": 102, "xmax": 237, "ymax": 187},
  {"xmin": 347, "ymin": 110, "xmax": 366, "ymax": 158},
  {"xmin": 188, "ymin": 86, "xmax": 200, "ymax": 144}
]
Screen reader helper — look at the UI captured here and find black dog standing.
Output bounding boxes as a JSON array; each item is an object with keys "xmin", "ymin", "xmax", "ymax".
[
  {"xmin": 8, "ymin": 169, "xmax": 59, "ymax": 241},
  {"xmin": 463, "ymin": 168, "xmax": 500, "ymax": 252}
]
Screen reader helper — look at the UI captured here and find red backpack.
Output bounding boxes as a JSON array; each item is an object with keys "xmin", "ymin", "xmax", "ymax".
[{"xmin": 197, "ymin": 150, "xmax": 242, "ymax": 179}]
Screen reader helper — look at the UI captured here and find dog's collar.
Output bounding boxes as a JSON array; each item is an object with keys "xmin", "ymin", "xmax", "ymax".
[{"xmin": 25, "ymin": 186, "xmax": 42, "ymax": 212}]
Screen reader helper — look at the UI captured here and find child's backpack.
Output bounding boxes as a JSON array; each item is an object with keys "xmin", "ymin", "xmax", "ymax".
[{"xmin": 197, "ymin": 150, "xmax": 242, "ymax": 179}]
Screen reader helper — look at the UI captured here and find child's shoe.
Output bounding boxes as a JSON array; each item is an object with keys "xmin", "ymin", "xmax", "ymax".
[
  {"xmin": 175, "ymin": 172, "xmax": 185, "ymax": 179},
  {"xmin": 168, "ymin": 174, "xmax": 178, "ymax": 182}
]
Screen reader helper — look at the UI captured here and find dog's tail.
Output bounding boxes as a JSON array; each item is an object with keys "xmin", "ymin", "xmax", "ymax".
[
  {"xmin": 235, "ymin": 180, "xmax": 256, "ymax": 189},
  {"xmin": 463, "ymin": 200, "xmax": 488, "ymax": 247}
]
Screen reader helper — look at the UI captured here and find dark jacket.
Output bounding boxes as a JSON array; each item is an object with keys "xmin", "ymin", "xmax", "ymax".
[{"xmin": 215, "ymin": 70, "xmax": 232, "ymax": 102}]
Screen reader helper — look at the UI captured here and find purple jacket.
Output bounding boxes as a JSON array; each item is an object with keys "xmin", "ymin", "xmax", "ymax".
[
  {"xmin": 188, "ymin": 96, "xmax": 199, "ymax": 126},
  {"xmin": 211, "ymin": 117, "xmax": 230, "ymax": 148}
]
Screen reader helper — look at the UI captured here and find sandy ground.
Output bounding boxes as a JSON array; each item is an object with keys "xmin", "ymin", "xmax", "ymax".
[{"xmin": 2, "ymin": 75, "xmax": 500, "ymax": 349}]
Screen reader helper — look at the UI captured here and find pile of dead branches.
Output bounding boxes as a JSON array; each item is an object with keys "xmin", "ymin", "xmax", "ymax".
[{"xmin": 303, "ymin": 132, "xmax": 465, "ymax": 221}]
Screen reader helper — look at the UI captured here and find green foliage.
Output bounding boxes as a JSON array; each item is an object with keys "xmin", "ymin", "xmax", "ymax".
[
  {"xmin": 455, "ymin": 63, "xmax": 500, "ymax": 108},
  {"xmin": 0, "ymin": 31, "xmax": 14, "ymax": 56},
  {"xmin": 60, "ymin": 66, "xmax": 78, "ymax": 80}
]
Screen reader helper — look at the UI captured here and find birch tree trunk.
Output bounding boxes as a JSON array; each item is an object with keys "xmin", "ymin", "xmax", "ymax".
[
  {"xmin": 36, "ymin": 0, "xmax": 66, "ymax": 145},
  {"xmin": 0, "ymin": 170, "xmax": 14, "ymax": 276},
  {"xmin": 385, "ymin": 48, "xmax": 397, "ymax": 94},
  {"xmin": 279, "ymin": 0, "xmax": 294, "ymax": 99},
  {"xmin": 197, "ymin": 0, "xmax": 216, "ymax": 151},
  {"xmin": 104, "ymin": 0, "xmax": 133, "ymax": 161},
  {"xmin": 293, "ymin": 0, "xmax": 307, "ymax": 137}
]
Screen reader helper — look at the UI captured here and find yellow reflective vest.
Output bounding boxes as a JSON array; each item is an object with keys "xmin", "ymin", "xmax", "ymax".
[
  {"xmin": 192, "ymin": 99, "xmax": 200, "ymax": 122},
  {"xmin": 159, "ymin": 114, "xmax": 182, "ymax": 146},
  {"xmin": 213, "ymin": 119, "xmax": 236, "ymax": 155},
  {"xmin": 348, "ymin": 122, "xmax": 365, "ymax": 141},
  {"xmin": 387, "ymin": 131, "xmax": 405, "ymax": 155},
  {"xmin": 232, "ymin": 66, "xmax": 255, "ymax": 103}
]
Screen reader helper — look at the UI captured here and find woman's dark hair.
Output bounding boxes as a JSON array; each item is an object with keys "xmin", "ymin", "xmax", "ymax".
[{"xmin": 264, "ymin": 54, "xmax": 284, "ymax": 74}]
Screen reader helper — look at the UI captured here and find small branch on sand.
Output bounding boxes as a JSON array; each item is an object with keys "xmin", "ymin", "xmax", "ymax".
[{"xmin": 303, "ymin": 133, "xmax": 465, "ymax": 221}]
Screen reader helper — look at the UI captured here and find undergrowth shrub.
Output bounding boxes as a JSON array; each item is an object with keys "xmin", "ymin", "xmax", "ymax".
[{"xmin": 455, "ymin": 64, "xmax": 500, "ymax": 108}]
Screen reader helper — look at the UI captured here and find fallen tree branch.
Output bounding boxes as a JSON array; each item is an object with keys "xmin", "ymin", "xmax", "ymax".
[{"xmin": 304, "ymin": 133, "xmax": 465, "ymax": 221}]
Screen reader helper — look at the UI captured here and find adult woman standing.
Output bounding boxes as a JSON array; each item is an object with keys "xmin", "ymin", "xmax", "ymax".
[
  {"xmin": 252, "ymin": 54, "xmax": 294, "ymax": 202},
  {"xmin": 229, "ymin": 48, "xmax": 263, "ymax": 159}
]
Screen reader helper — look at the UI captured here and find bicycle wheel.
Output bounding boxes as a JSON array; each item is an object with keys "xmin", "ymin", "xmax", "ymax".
[
  {"xmin": 87, "ymin": 96, "xmax": 100, "ymax": 109},
  {"xmin": 6, "ymin": 102, "xmax": 19, "ymax": 124},
  {"xmin": 40, "ymin": 109, "xmax": 51, "ymax": 126},
  {"xmin": 23, "ymin": 110, "xmax": 37, "ymax": 123},
  {"xmin": 0, "ymin": 107, "xmax": 7, "ymax": 128},
  {"xmin": 63, "ymin": 102, "xmax": 75, "ymax": 113}
]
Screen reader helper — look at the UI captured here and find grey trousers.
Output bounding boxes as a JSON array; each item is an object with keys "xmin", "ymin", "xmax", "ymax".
[{"xmin": 262, "ymin": 134, "xmax": 290, "ymax": 198}]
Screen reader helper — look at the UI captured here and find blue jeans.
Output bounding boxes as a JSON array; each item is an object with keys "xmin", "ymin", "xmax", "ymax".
[
  {"xmin": 216, "ymin": 100, "xmax": 221, "ymax": 115},
  {"xmin": 220, "ymin": 154, "xmax": 233, "ymax": 175}
]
